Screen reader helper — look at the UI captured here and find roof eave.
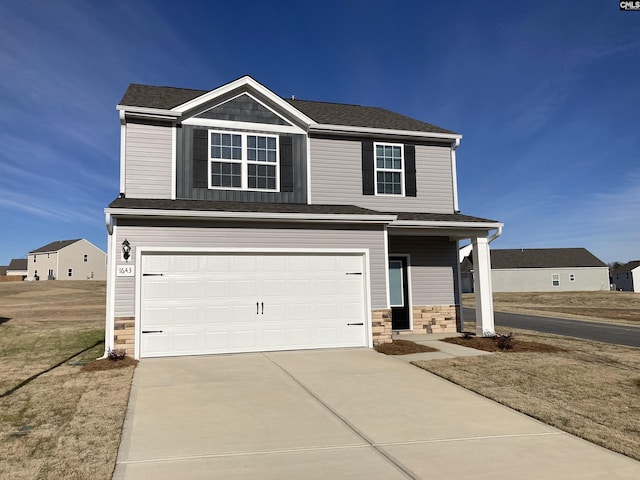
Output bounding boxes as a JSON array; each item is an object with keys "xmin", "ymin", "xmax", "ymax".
[
  {"xmin": 105, "ymin": 207, "xmax": 397, "ymax": 224},
  {"xmin": 116, "ymin": 105, "xmax": 181, "ymax": 120},
  {"xmin": 309, "ymin": 123, "xmax": 462, "ymax": 141}
]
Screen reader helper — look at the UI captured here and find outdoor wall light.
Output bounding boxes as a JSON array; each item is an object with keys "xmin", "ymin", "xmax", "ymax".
[{"xmin": 122, "ymin": 239, "xmax": 131, "ymax": 261}]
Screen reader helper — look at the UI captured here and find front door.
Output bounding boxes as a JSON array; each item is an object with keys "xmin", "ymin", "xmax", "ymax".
[{"xmin": 389, "ymin": 257, "xmax": 410, "ymax": 330}]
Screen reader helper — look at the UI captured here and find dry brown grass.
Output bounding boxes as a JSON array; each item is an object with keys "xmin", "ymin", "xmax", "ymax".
[
  {"xmin": 415, "ymin": 328, "xmax": 640, "ymax": 461},
  {"xmin": 0, "ymin": 281, "xmax": 136, "ymax": 480},
  {"xmin": 463, "ymin": 291, "xmax": 640, "ymax": 325}
]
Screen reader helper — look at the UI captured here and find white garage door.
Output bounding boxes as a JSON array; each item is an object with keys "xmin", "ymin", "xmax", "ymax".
[{"xmin": 140, "ymin": 253, "xmax": 367, "ymax": 357}]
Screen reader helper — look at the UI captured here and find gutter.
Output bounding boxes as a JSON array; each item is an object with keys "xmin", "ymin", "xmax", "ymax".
[
  {"xmin": 104, "ymin": 207, "xmax": 397, "ymax": 224},
  {"xmin": 487, "ymin": 225, "xmax": 503, "ymax": 243}
]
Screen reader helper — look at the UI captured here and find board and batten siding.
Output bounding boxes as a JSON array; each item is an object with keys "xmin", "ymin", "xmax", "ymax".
[
  {"xmin": 124, "ymin": 122, "xmax": 173, "ymax": 199},
  {"xmin": 310, "ymin": 138, "xmax": 455, "ymax": 213},
  {"xmin": 112, "ymin": 221, "xmax": 387, "ymax": 317},
  {"xmin": 389, "ymin": 236, "xmax": 459, "ymax": 305}
]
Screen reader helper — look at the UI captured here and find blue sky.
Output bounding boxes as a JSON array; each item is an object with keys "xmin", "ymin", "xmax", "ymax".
[{"xmin": 0, "ymin": 0, "xmax": 638, "ymax": 265}]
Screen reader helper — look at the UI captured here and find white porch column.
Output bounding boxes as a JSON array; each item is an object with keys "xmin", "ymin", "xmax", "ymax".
[{"xmin": 472, "ymin": 236, "xmax": 495, "ymax": 336}]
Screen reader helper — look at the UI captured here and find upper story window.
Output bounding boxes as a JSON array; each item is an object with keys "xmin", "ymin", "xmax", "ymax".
[
  {"xmin": 209, "ymin": 131, "xmax": 279, "ymax": 191},
  {"xmin": 552, "ymin": 274, "xmax": 560, "ymax": 287},
  {"xmin": 83, "ymin": 254, "xmax": 88, "ymax": 263},
  {"xmin": 374, "ymin": 142, "xmax": 404, "ymax": 196}
]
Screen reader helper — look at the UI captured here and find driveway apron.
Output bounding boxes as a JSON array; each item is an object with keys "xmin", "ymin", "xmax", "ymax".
[{"xmin": 113, "ymin": 349, "xmax": 640, "ymax": 479}]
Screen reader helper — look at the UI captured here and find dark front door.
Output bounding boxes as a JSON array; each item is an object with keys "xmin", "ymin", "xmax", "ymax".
[{"xmin": 389, "ymin": 257, "xmax": 410, "ymax": 330}]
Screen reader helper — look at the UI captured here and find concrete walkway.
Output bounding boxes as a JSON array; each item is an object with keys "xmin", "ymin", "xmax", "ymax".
[{"xmin": 113, "ymin": 349, "xmax": 640, "ymax": 479}]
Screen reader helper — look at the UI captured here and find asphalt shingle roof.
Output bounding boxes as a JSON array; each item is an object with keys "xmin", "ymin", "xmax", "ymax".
[
  {"xmin": 119, "ymin": 83, "xmax": 456, "ymax": 135},
  {"xmin": 108, "ymin": 198, "xmax": 387, "ymax": 216},
  {"xmin": 108, "ymin": 198, "xmax": 497, "ymax": 225},
  {"xmin": 29, "ymin": 239, "xmax": 81, "ymax": 254},
  {"xmin": 7, "ymin": 258, "xmax": 27, "ymax": 270},
  {"xmin": 613, "ymin": 260, "xmax": 640, "ymax": 272},
  {"xmin": 490, "ymin": 248, "xmax": 607, "ymax": 270}
]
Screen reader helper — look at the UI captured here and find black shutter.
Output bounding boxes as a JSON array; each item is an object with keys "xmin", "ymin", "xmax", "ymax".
[
  {"xmin": 362, "ymin": 140, "xmax": 374, "ymax": 195},
  {"xmin": 193, "ymin": 129, "xmax": 208, "ymax": 188},
  {"xmin": 404, "ymin": 144, "xmax": 417, "ymax": 197},
  {"xmin": 279, "ymin": 136, "xmax": 294, "ymax": 192}
]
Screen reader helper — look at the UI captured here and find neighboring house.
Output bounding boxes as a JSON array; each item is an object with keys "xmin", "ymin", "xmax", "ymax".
[
  {"xmin": 5, "ymin": 259, "xmax": 28, "ymax": 280},
  {"xmin": 461, "ymin": 248, "xmax": 609, "ymax": 293},
  {"xmin": 27, "ymin": 239, "xmax": 107, "ymax": 281},
  {"xmin": 610, "ymin": 261, "xmax": 640, "ymax": 292},
  {"xmin": 105, "ymin": 75, "xmax": 503, "ymax": 359}
]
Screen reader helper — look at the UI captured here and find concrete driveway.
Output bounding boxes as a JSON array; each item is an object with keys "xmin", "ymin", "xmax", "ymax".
[{"xmin": 113, "ymin": 349, "xmax": 640, "ymax": 479}]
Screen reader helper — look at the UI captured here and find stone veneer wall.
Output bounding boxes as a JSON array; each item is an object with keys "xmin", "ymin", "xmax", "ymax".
[
  {"xmin": 113, "ymin": 317, "xmax": 135, "ymax": 357},
  {"xmin": 396, "ymin": 305, "xmax": 459, "ymax": 335},
  {"xmin": 371, "ymin": 309, "xmax": 393, "ymax": 345}
]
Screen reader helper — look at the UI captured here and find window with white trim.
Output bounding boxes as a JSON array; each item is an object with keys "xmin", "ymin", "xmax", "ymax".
[
  {"xmin": 552, "ymin": 274, "xmax": 560, "ymax": 287},
  {"xmin": 375, "ymin": 142, "xmax": 404, "ymax": 195},
  {"xmin": 68, "ymin": 268, "xmax": 73, "ymax": 277},
  {"xmin": 209, "ymin": 131, "xmax": 278, "ymax": 191},
  {"xmin": 569, "ymin": 274, "xmax": 575, "ymax": 282},
  {"xmin": 83, "ymin": 254, "xmax": 88, "ymax": 263}
]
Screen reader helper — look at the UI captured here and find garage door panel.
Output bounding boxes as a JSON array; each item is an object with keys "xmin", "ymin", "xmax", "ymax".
[{"xmin": 141, "ymin": 253, "xmax": 367, "ymax": 357}]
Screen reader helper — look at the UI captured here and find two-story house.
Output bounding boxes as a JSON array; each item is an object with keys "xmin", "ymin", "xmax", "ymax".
[{"xmin": 105, "ymin": 76, "xmax": 502, "ymax": 359}]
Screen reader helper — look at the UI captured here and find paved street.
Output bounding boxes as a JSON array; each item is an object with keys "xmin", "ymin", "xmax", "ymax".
[{"xmin": 463, "ymin": 307, "xmax": 640, "ymax": 347}]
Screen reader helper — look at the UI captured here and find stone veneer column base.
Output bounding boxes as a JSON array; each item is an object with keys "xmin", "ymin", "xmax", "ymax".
[
  {"xmin": 113, "ymin": 317, "xmax": 135, "ymax": 357},
  {"xmin": 371, "ymin": 309, "xmax": 393, "ymax": 345},
  {"xmin": 393, "ymin": 305, "xmax": 459, "ymax": 336}
]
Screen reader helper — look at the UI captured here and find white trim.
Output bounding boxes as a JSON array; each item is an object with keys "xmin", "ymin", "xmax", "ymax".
[
  {"xmin": 374, "ymin": 141, "xmax": 405, "ymax": 197},
  {"xmin": 383, "ymin": 226, "xmax": 390, "ymax": 308},
  {"xmin": 116, "ymin": 105, "xmax": 180, "ymax": 119},
  {"xmin": 119, "ymin": 111, "xmax": 126, "ymax": 194},
  {"xmin": 306, "ymin": 135, "xmax": 312, "ymax": 204},
  {"xmin": 171, "ymin": 125, "xmax": 177, "ymax": 199},
  {"xmin": 197, "ymin": 91, "xmax": 296, "ymax": 128},
  {"xmin": 105, "ymin": 222, "xmax": 117, "ymax": 356},
  {"xmin": 172, "ymin": 76, "xmax": 317, "ymax": 126},
  {"xmin": 389, "ymin": 253, "xmax": 413, "ymax": 331},
  {"xmin": 391, "ymin": 220, "xmax": 504, "ymax": 229},
  {"xmin": 133, "ymin": 247, "xmax": 373, "ymax": 359},
  {"xmin": 309, "ymin": 123, "xmax": 462, "ymax": 141},
  {"xmin": 208, "ymin": 130, "xmax": 280, "ymax": 192},
  {"xmin": 182, "ymin": 117, "xmax": 305, "ymax": 135},
  {"xmin": 106, "ymin": 207, "xmax": 397, "ymax": 224},
  {"xmin": 451, "ymin": 139, "xmax": 460, "ymax": 212}
]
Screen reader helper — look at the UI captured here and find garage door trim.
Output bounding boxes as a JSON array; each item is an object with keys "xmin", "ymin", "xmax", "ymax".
[{"xmin": 133, "ymin": 247, "xmax": 372, "ymax": 359}]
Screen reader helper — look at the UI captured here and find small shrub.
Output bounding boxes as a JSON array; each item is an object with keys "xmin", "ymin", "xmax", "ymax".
[
  {"xmin": 107, "ymin": 349, "xmax": 126, "ymax": 361},
  {"xmin": 496, "ymin": 332, "xmax": 514, "ymax": 350},
  {"xmin": 461, "ymin": 331, "xmax": 475, "ymax": 340}
]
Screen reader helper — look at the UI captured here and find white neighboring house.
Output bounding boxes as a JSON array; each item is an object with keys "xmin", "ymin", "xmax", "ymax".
[
  {"xmin": 27, "ymin": 239, "xmax": 107, "ymax": 281},
  {"xmin": 611, "ymin": 261, "xmax": 640, "ymax": 292},
  {"xmin": 462, "ymin": 247, "xmax": 609, "ymax": 293}
]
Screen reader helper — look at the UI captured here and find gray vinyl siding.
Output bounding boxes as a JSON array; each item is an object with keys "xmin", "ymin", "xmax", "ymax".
[
  {"xmin": 176, "ymin": 126, "xmax": 307, "ymax": 203},
  {"xmin": 492, "ymin": 267, "xmax": 610, "ymax": 292},
  {"xmin": 389, "ymin": 236, "xmax": 459, "ymax": 305},
  {"xmin": 125, "ymin": 122, "xmax": 173, "ymax": 199},
  {"xmin": 112, "ymin": 220, "xmax": 387, "ymax": 317},
  {"xmin": 310, "ymin": 137, "xmax": 455, "ymax": 213}
]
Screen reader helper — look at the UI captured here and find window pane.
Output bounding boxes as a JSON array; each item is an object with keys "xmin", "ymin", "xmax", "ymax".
[
  {"xmin": 248, "ymin": 163, "xmax": 276, "ymax": 190},
  {"xmin": 388, "ymin": 260, "xmax": 404, "ymax": 306},
  {"xmin": 211, "ymin": 161, "xmax": 241, "ymax": 188},
  {"xmin": 247, "ymin": 136, "xmax": 256, "ymax": 148}
]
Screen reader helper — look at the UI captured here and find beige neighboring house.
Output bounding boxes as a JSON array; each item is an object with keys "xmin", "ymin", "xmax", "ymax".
[
  {"xmin": 27, "ymin": 239, "xmax": 107, "ymax": 281},
  {"xmin": 5, "ymin": 259, "xmax": 28, "ymax": 280}
]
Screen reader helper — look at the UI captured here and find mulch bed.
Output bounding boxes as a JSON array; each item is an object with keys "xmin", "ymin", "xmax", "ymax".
[
  {"xmin": 441, "ymin": 335, "xmax": 565, "ymax": 353},
  {"xmin": 375, "ymin": 339, "xmax": 438, "ymax": 355},
  {"xmin": 81, "ymin": 357, "xmax": 138, "ymax": 372}
]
